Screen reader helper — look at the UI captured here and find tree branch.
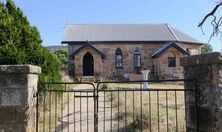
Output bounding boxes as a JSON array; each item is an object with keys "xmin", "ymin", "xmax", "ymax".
[
  {"xmin": 198, "ymin": 1, "xmax": 222, "ymax": 42},
  {"xmin": 198, "ymin": 2, "xmax": 222, "ymax": 28}
]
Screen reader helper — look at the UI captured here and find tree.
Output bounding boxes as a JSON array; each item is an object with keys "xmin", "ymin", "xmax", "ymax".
[
  {"xmin": 198, "ymin": 1, "xmax": 222, "ymax": 41},
  {"xmin": 0, "ymin": 0, "xmax": 61, "ymax": 83},
  {"xmin": 201, "ymin": 44, "xmax": 213, "ymax": 54}
]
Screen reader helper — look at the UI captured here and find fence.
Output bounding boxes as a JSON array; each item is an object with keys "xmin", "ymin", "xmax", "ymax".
[{"xmin": 36, "ymin": 79, "xmax": 198, "ymax": 132}]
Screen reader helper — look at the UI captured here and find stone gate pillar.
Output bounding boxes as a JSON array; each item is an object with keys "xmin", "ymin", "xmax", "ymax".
[
  {"xmin": 0, "ymin": 65, "xmax": 41, "ymax": 132},
  {"xmin": 180, "ymin": 52, "xmax": 222, "ymax": 132}
]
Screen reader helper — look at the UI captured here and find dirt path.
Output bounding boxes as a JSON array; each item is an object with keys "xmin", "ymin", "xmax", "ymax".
[{"xmin": 53, "ymin": 84, "xmax": 117, "ymax": 132}]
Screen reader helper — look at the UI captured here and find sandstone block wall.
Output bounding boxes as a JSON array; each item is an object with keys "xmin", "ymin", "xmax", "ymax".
[
  {"xmin": 68, "ymin": 44, "xmax": 81, "ymax": 76},
  {"xmin": 154, "ymin": 46, "xmax": 184, "ymax": 80},
  {"xmin": 68, "ymin": 42, "xmax": 200, "ymax": 80},
  {"xmin": 74, "ymin": 46, "xmax": 103, "ymax": 77},
  {"xmin": 181, "ymin": 52, "xmax": 222, "ymax": 132},
  {"xmin": 0, "ymin": 65, "xmax": 41, "ymax": 132}
]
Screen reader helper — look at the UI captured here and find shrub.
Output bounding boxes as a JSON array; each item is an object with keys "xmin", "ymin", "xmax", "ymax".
[
  {"xmin": 54, "ymin": 49, "xmax": 68, "ymax": 70},
  {"xmin": 101, "ymin": 84, "xmax": 108, "ymax": 90}
]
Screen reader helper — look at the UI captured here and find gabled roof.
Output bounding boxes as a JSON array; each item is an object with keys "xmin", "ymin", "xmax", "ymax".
[
  {"xmin": 69, "ymin": 42, "xmax": 106, "ymax": 59},
  {"xmin": 62, "ymin": 24, "xmax": 202, "ymax": 44},
  {"xmin": 152, "ymin": 41, "xmax": 190, "ymax": 58}
]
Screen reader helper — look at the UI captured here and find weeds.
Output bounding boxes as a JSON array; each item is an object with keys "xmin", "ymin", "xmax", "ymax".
[
  {"xmin": 107, "ymin": 83, "xmax": 186, "ymax": 131},
  {"xmin": 101, "ymin": 84, "xmax": 108, "ymax": 90}
]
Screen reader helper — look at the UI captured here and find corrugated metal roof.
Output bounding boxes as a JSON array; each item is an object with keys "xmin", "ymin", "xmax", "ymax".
[{"xmin": 62, "ymin": 24, "xmax": 202, "ymax": 44}]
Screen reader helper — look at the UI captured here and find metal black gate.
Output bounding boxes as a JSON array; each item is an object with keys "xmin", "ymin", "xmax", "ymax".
[
  {"xmin": 36, "ymin": 82, "xmax": 97, "ymax": 132},
  {"xmin": 36, "ymin": 79, "xmax": 198, "ymax": 132}
]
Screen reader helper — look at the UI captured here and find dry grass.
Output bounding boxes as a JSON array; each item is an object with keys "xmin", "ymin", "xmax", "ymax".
[
  {"xmin": 38, "ymin": 92, "xmax": 68, "ymax": 131},
  {"xmin": 38, "ymin": 79, "xmax": 186, "ymax": 131},
  {"xmin": 60, "ymin": 70, "xmax": 73, "ymax": 82},
  {"xmin": 105, "ymin": 83, "xmax": 186, "ymax": 132},
  {"xmin": 38, "ymin": 83, "xmax": 77, "ymax": 131}
]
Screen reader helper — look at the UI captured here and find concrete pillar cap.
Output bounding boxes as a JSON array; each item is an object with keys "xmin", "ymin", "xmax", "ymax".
[{"xmin": 0, "ymin": 65, "xmax": 41, "ymax": 74}]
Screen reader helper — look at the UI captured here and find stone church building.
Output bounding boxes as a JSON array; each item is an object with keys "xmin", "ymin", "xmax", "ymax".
[{"xmin": 62, "ymin": 24, "xmax": 202, "ymax": 80}]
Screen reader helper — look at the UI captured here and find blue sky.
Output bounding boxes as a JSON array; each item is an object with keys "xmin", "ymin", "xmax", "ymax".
[{"xmin": 14, "ymin": 0, "xmax": 222, "ymax": 51}]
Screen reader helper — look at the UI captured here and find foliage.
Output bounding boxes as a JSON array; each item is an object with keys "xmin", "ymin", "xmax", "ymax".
[
  {"xmin": 0, "ymin": 0, "xmax": 61, "ymax": 84},
  {"xmin": 201, "ymin": 44, "xmax": 213, "ymax": 54},
  {"xmin": 54, "ymin": 49, "xmax": 68, "ymax": 70},
  {"xmin": 101, "ymin": 84, "xmax": 108, "ymax": 90}
]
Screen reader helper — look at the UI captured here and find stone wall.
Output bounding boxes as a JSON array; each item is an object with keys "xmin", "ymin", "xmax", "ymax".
[
  {"xmin": 0, "ymin": 65, "xmax": 41, "ymax": 132},
  {"xmin": 74, "ymin": 46, "xmax": 103, "ymax": 77},
  {"xmin": 181, "ymin": 52, "xmax": 222, "ymax": 132},
  {"xmin": 68, "ymin": 42, "xmax": 200, "ymax": 80},
  {"xmin": 178, "ymin": 42, "xmax": 201, "ymax": 55},
  {"xmin": 153, "ymin": 46, "xmax": 184, "ymax": 80}
]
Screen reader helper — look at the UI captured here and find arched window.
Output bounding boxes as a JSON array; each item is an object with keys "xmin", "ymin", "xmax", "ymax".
[
  {"xmin": 115, "ymin": 48, "xmax": 123, "ymax": 68},
  {"xmin": 168, "ymin": 52, "xmax": 176, "ymax": 67},
  {"xmin": 134, "ymin": 48, "xmax": 141, "ymax": 68}
]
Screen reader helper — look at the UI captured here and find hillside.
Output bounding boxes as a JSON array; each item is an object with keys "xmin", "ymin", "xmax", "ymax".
[{"xmin": 46, "ymin": 45, "xmax": 68, "ymax": 53}]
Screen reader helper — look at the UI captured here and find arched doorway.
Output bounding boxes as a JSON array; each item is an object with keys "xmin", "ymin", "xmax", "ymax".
[{"xmin": 83, "ymin": 52, "xmax": 94, "ymax": 76}]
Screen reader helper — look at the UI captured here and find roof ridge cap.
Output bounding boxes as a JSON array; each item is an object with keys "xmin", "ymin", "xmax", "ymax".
[
  {"xmin": 165, "ymin": 23, "xmax": 179, "ymax": 41},
  {"xmin": 65, "ymin": 23, "xmax": 167, "ymax": 25}
]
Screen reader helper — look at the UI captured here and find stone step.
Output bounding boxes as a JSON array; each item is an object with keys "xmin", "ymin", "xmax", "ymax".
[{"xmin": 81, "ymin": 76, "xmax": 95, "ymax": 82}]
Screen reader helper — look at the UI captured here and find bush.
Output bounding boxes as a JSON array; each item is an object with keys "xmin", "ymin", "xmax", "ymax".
[
  {"xmin": 101, "ymin": 84, "xmax": 108, "ymax": 90},
  {"xmin": 201, "ymin": 43, "xmax": 213, "ymax": 54},
  {"xmin": 54, "ymin": 49, "xmax": 68, "ymax": 70}
]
